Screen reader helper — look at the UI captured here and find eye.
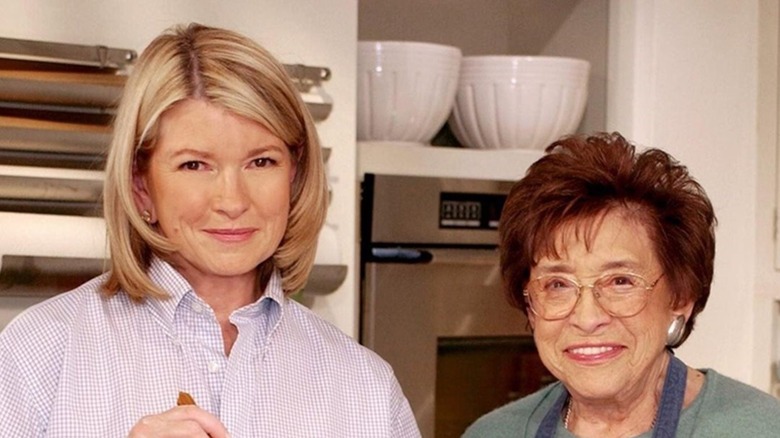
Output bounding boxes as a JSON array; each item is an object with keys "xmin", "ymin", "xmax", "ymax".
[
  {"xmin": 598, "ymin": 273, "xmax": 643, "ymax": 293},
  {"xmin": 250, "ymin": 157, "xmax": 277, "ymax": 168},
  {"xmin": 538, "ymin": 276, "xmax": 577, "ymax": 294},
  {"xmin": 179, "ymin": 160, "xmax": 205, "ymax": 171}
]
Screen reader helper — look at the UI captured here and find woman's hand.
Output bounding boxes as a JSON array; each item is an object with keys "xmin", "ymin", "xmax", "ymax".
[{"xmin": 128, "ymin": 405, "xmax": 230, "ymax": 437}]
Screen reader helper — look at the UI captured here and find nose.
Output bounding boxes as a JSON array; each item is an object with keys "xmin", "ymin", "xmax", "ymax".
[
  {"xmin": 213, "ymin": 169, "xmax": 249, "ymax": 218},
  {"xmin": 568, "ymin": 285, "xmax": 612, "ymax": 332}
]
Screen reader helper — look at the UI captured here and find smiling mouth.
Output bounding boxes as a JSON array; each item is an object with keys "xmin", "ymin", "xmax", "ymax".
[
  {"xmin": 569, "ymin": 345, "xmax": 615, "ymax": 355},
  {"xmin": 205, "ymin": 228, "xmax": 255, "ymax": 242}
]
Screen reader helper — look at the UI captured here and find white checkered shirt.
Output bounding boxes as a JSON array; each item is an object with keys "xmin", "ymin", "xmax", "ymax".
[{"xmin": 0, "ymin": 257, "xmax": 420, "ymax": 437}]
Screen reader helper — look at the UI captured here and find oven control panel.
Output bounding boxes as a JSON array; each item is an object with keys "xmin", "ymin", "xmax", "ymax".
[{"xmin": 439, "ymin": 192, "xmax": 506, "ymax": 230}]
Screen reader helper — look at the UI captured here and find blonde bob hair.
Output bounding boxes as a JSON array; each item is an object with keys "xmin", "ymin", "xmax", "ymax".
[{"xmin": 102, "ymin": 23, "xmax": 327, "ymax": 300}]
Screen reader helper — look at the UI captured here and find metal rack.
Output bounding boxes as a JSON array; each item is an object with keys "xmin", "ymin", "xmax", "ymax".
[
  {"xmin": 0, "ymin": 35, "xmax": 336, "ymax": 193},
  {"xmin": 0, "ymin": 35, "xmax": 343, "ymax": 297},
  {"xmin": 0, "ymin": 37, "xmax": 136, "ymax": 69}
]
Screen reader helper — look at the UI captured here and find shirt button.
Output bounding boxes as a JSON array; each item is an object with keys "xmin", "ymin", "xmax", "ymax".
[
  {"xmin": 208, "ymin": 360, "xmax": 221, "ymax": 373},
  {"xmin": 192, "ymin": 303, "xmax": 204, "ymax": 314}
]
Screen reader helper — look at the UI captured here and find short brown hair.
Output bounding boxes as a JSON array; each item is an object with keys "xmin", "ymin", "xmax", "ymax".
[
  {"xmin": 102, "ymin": 23, "xmax": 327, "ymax": 299},
  {"xmin": 499, "ymin": 132, "xmax": 716, "ymax": 345}
]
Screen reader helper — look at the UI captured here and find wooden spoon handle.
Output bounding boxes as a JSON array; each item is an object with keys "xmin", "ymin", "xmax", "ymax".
[{"xmin": 176, "ymin": 391, "xmax": 197, "ymax": 406}]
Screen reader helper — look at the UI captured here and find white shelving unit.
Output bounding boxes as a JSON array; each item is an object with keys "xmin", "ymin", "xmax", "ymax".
[{"xmin": 358, "ymin": 141, "xmax": 543, "ymax": 181}]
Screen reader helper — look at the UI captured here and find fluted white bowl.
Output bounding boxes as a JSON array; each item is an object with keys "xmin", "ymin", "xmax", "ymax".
[
  {"xmin": 357, "ymin": 41, "xmax": 462, "ymax": 143},
  {"xmin": 449, "ymin": 56, "xmax": 590, "ymax": 150}
]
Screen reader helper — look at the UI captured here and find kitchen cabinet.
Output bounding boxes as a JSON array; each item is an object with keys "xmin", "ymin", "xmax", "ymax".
[
  {"xmin": 359, "ymin": 0, "xmax": 609, "ymax": 142},
  {"xmin": 357, "ymin": 1, "xmax": 607, "ymax": 179}
]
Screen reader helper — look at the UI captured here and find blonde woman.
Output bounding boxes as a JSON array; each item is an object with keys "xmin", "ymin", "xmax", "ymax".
[{"xmin": 0, "ymin": 23, "xmax": 419, "ymax": 437}]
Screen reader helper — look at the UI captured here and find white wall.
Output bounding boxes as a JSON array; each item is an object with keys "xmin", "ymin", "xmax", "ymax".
[
  {"xmin": 0, "ymin": 0, "xmax": 361, "ymax": 336},
  {"xmin": 358, "ymin": 0, "xmax": 512, "ymax": 56},
  {"xmin": 608, "ymin": 0, "xmax": 763, "ymax": 386}
]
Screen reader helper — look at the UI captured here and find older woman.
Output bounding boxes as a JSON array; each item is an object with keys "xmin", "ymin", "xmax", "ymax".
[
  {"xmin": 0, "ymin": 24, "xmax": 419, "ymax": 437},
  {"xmin": 465, "ymin": 132, "xmax": 780, "ymax": 437}
]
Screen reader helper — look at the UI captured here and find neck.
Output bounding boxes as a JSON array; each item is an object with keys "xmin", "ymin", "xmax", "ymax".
[
  {"xmin": 172, "ymin": 262, "xmax": 262, "ymax": 356},
  {"xmin": 563, "ymin": 353, "xmax": 669, "ymax": 437},
  {"xmin": 175, "ymin": 266, "xmax": 260, "ymax": 313},
  {"xmin": 564, "ymin": 396, "xmax": 657, "ymax": 437}
]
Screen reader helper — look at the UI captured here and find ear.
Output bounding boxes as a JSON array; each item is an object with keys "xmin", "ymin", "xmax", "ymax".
[
  {"xmin": 132, "ymin": 170, "xmax": 156, "ymax": 223},
  {"xmin": 672, "ymin": 298, "xmax": 695, "ymax": 321},
  {"xmin": 527, "ymin": 310, "xmax": 537, "ymax": 331},
  {"xmin": 289, "ymin": 153, "xmax": 298, "ymax": 184}
]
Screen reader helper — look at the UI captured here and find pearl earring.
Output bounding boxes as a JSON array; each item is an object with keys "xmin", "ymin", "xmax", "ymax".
[{"xmin": 141, "ymin": 210, "xmax": 152, "ymax": 224}]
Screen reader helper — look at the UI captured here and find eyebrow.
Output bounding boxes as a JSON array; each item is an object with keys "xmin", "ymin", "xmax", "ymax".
[
  {"xmin": 167, "ymin": 145, "xmax": 286, "ymax": 160},
  {"xmin": 168, "ymin": 148, "xmax": 212, "ymax": 160},
  {"xmin": 534, "ymin": 260, "xmax": 644, "ymax": 275}
]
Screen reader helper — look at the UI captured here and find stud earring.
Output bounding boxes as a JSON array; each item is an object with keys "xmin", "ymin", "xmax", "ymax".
[
  {"xmin": 141, "ymin": 210, "xmax": 152, "ymax": 224},
  {"xmin": 666, "ymin": 315, "xmax": 686, "ymax": 347}
]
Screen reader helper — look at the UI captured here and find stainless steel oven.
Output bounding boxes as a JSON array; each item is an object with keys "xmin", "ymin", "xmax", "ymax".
[{"xmin": 359, "ymin": 173, "xmax": 555, "ymax": 438}]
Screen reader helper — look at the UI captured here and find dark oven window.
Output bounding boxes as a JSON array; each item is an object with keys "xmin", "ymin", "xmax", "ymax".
[{"xmin": 435, "ymin": 336, "xmax": 556, "ymax": 438}]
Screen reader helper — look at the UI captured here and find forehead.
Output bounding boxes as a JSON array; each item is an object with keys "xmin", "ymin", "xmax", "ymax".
[
  {"xmin": 153, "ymin": 99, "xmax": 286, "ymax": 152},
  {"xmin": 534, "ymin": 209, "xmax": 659, "ymax": 272}
]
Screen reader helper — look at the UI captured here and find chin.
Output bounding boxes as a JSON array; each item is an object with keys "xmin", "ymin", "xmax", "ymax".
[{"xmin": 202, "ymin": 257, "xmax": 263, "ymax": 277}]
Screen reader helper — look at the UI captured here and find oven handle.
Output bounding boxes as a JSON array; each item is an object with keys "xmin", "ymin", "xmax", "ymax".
[{"xmin": 367, "ymin": 247, "xmax": 434, "ymax": 264}]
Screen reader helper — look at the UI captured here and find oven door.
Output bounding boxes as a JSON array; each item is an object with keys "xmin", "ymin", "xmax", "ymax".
[{"xmin": 361, "ymin": 248, "xmax": 553, "ymax": 437}]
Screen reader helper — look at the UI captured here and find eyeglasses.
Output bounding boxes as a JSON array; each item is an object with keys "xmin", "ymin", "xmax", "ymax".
[{"xmin": 523, "ymin": 272, "xmax": 664, "ymax": 320}]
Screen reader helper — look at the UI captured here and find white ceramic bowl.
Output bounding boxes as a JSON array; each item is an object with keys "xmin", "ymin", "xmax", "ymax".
[
  {"xmin": 357, "ymin": 41, "xmax": 462, "ymax": 143},
  {"xmin": 448, "ymin": 56, "xmax": 590, "ymax": 150}
]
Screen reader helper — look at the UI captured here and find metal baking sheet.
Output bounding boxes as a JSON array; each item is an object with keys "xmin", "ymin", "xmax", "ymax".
[
  {"xmin": 0, "ymin": 70, "xmax": 125, "ymax": 108},
  {"xmin": 0, "ymin": 115, "xmax": 110, "ymax": 156},
  {"xmin": 0, "ymin": 165, "xmax": 103, "ymax": 215}
]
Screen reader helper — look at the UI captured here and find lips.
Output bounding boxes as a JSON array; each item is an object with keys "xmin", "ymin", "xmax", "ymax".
[
  {"xmin": 565, "ymin": 344, "xmax": 625, "ymax": 363},
  {"xmin": 204, "ymin": 228, "xmax": 256, "ymax": 242},
  {"xmin": 569, "ymin": 345, "xmax": 616, "ymax": 355}
]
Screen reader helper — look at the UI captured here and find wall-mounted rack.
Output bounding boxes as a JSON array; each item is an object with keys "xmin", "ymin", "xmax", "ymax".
[
  {"xmin": 0, "ymin": 36, "xmax": 136, "ymax": 69},
  {"xmin": 0, "ymin": 35, "xmax": 344, "ymax": 298}
]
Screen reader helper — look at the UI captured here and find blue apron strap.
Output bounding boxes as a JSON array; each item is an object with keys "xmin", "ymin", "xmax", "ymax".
[
  {"xmin": 533, "ymin": 353, "xmax": 687, "ymax": 438},
  {"xmin": 652, "ymin": 354, "xmax": 687, "ymax": 438},
  {"xmin": 534, "ymin": 389, "xmax": 568, "ymax": 438}
]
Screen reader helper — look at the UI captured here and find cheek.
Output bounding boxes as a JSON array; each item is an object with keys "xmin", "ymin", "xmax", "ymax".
[
  {"xmin": 633, "ymin": 311, "xmax": 670, "ymax": 347},
  {"xmin": 150, "ymin": 181, "xmax": 209, "ymax": 230},
  {"xmin": 531, "ymin": 322, "xmax": 562, "ymax": 358},
  {"xmin": 253, "ymin": 183, "xmax": 292, "ymax": 218}
]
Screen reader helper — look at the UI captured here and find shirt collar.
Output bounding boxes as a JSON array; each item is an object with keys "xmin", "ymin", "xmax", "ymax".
[{"xmin": 144, "ymin": 256, "xmax": 285, "ymax": 331}]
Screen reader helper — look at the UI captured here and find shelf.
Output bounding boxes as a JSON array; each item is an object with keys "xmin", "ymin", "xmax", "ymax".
[{"xmin": 358, "ymin": 141, "xmax": 544, "ymax": 181}]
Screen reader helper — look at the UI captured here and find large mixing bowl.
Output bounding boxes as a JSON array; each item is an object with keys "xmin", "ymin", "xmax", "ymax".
[
  {"xmin": 448, "ymin": 56, "xmax": 590, "ymax": 150},
  {"xmin": 357, "ymin": 41, "xmax": 461, "ymax": 143}
]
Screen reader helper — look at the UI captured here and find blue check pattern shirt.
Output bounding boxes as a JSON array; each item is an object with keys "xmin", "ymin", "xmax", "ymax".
[{"xmin": 0, "ymin": 257, "xmax": 420, "ymax": 437}]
